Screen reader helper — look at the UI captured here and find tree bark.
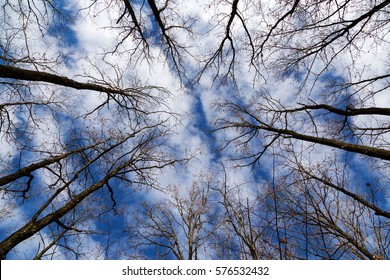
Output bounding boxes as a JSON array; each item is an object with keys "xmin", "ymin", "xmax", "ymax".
[{"xmin": 0, "ymin": 65, "xmax": 124, "ymax": 95}]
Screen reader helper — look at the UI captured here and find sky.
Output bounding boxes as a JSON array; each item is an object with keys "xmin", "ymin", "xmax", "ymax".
[{"xmin": 0, "ymin": 0, "xmax": 389, "ymax": 259}]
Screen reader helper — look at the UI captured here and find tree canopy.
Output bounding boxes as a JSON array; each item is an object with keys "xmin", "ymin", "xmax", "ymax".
[{"xmin": 0, "ymin": 0, "xmax": 389, "ymax": 260}]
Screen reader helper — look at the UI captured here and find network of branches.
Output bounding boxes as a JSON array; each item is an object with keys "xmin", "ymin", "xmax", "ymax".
[{"xmin": 0, "ymin": 0, "xmax": 389, "ymax": 260}]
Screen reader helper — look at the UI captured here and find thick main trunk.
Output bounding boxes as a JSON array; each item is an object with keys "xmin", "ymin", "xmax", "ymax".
[
  {"xmin": 0, "ymin": 178, "xmax": 106, "ymax": 259},
  {"xmin": 0, "ymin": 65, "xmax": 123, "ymax": 94},
  {"xmin": 256, "ymin": 125, "xmax": 390, "ymax": 161},
  {"xmin": 0, "ymin": 145, "xmax": 95, "ymax": 187}
]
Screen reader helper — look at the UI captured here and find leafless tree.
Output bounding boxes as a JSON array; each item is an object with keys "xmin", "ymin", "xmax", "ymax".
[
  {"xmin": 206, "ymin": 0, "xmax": 389, "ymax": 159},
  {"xmin": 0, "ymin": 0, "xmax": 185, "ymax": 259},
  {"xmin": 273, "ymin": 152, "xmax": 390, "ymax": 259},
  {"xmin": 215, "ymin": 174, "xmax": 279, "ymax": 259},
  {"xmin": 208, "ymin": 0, "xmax": 390, "ymax": 259},
  {"xmin": 1, "ymin": 0, "xmax": 389, "ymax": 260},
  {"xmin": 128, "ymin": 176, "xmax": 219, "ymax": 259},
  {"xmin": 90, "ymin": 0, "xmax": 196, "ymax": 80}
]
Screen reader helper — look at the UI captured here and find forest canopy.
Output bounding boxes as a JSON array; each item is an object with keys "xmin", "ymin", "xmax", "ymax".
[{"xmin": 0, "ymin": 0, "xmax": 389, "ymax": 260}]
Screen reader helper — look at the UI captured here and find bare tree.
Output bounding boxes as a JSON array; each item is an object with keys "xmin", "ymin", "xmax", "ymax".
[
  {"xmin": 274, "ymin": 154, "xmax": 390, "ymax": 260},
  {"xmin": 208, "ymin": 0, "xmax": 390, "ymax": 164},
  {"xmin": 0, "ymin": 0, "xmax": 185, "ymax": 259},
  {"xmin": 216, "ymin": 178, "xmax": 279, "ymax": 259},
  {"xmin": 97, "ymin": 0, "xmax": 196, "ymax": 80},
  {"xmin": 205, "ymin": 0, "xmax": 389, "ymax": 160},
  {"xmin": 0, "ymin": 118, "xmax": 183, "ymax": 259},
  {"xmin": 208, "ymin": 0, "xmax": 390, "ymax": 259},
  {"xmin": 1, "ymin": 0, "xmax": 389, "ymax": 260},
  {"xmin": 128, "ymin": 176, "xmax": 219, "ymax": 259}
]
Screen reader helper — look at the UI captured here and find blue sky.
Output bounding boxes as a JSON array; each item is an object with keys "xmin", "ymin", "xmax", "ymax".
[{"xmin": 0, "ymin": 0, "xmax": 389, "ymax": 260}]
